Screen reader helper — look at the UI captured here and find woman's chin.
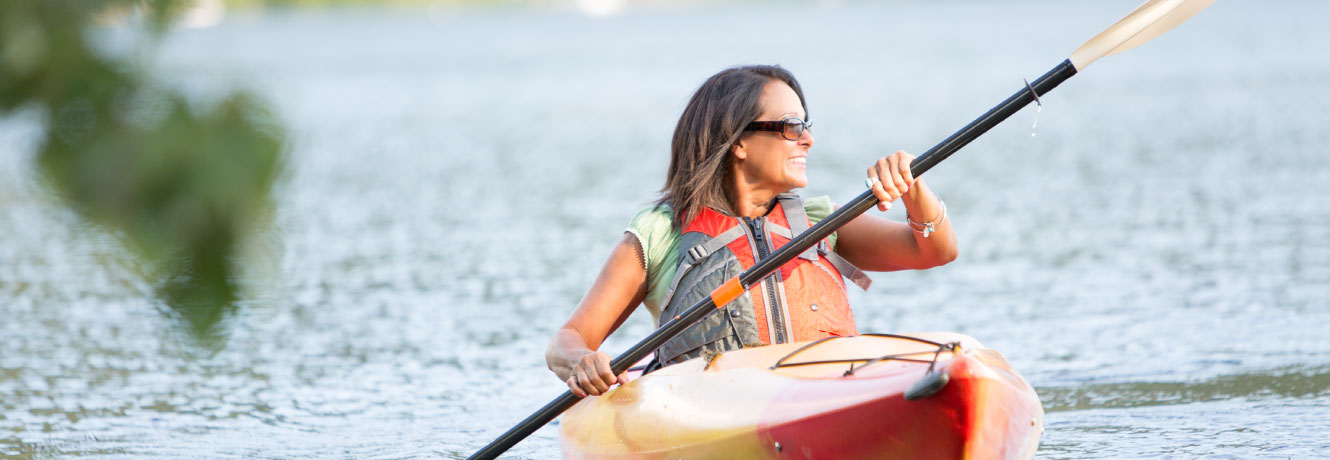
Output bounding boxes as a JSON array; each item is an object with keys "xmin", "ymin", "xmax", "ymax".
[{"xmin": 787, "ymin": 176, "xmax": 808, "ymax": 190}]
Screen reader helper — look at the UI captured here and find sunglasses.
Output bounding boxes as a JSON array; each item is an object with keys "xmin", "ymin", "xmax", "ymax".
[{"xmin": 744, "ymin": 116, "xmax": 812, "ymax": 141}]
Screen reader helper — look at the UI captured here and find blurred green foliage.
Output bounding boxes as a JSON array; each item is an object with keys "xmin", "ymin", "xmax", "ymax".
[
  {"xmin": 0, "ymin": 0, "xmax": 285, "ymax": 338},
  {"xmin": 223, "ymin": 0, "xmax": 535, "ymax": 7}
]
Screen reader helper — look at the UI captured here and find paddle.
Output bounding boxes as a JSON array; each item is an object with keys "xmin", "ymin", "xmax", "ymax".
[{"xmin": 466, "ymin": 1, "xmax": 1213, "ymax": 458}]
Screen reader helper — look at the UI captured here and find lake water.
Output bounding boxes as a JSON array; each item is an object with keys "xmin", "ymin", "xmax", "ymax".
[{"xmin": 2, "ymin": 0, "xmax": 1328, "ymax": 458}]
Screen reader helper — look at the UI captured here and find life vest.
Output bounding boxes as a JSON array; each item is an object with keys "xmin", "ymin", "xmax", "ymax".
[{"xmin": 654, "ymin": 193, "xmax": 872, "ymax": 366}]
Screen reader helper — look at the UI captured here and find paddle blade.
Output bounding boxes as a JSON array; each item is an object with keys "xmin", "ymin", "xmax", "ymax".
[{"xmin": 1069, "ymin": 0, "xmax": 1215, "ymax": 71}]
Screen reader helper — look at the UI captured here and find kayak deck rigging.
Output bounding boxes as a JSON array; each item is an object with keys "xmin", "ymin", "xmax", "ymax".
[{"xmin": 768, "ymin": 333, "xmax": 961, "ymax": 377}]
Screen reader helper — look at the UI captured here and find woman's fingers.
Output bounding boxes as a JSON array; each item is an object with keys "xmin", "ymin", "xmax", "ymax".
[
  {"xmin": 571, "ymin": 351, "xmax": 620, "ymax": 396},
  {"xmin": 867, "ymin": 163, "xmax": 891, "ymax": 211},
  {"xmin": 896, "ymin": 150, "xmax": 916, "ymax": 184},
  {"xmin": 887, "ymin": 153, "xmax": 910, "ymax": 195},
  {"xmin": 594, "ymin": 355, "xmax": 617, "ymax": 393},
  {"xmin": 580, "ymin": 356, "xmax": 610, "ymax": 394},
  {"xmin": 573, "ymin": 367, "xmax": 606, "ymax": 395},
  {"xmin": 587, "ymin": 370, "xmax": 611, "ymax": 394},
  {"xmin": 568, "ymin": 369, "xmax": 632, "ymax": 398},
  {"xmin": 867, "ymin": 150, "xmax": 919, "ymax": 212},
  {"xmin": 870, "ymin": 159, "xmax": 900, "ymax": 209},
  {"xmin": 566, "ymin": 375, "xmax": 587, "ymax": 398}
]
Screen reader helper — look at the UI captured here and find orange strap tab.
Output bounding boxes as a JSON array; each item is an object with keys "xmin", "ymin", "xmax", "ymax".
[{"xmin": 709, "ymin": 277, "xmax": 744, "ymax": 308}]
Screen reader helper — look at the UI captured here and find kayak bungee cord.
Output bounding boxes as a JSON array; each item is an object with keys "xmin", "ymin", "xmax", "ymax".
[
  {"xmin": 764, "ymin": 332, "xmax": 961, "ymax": 399},
  {"xmin": 768, "ymin": 333, "xmax": 953, "ymax": 371},
  {"xmin": 465, "ymin": 1, "xmax": 1213, "ymax": 458}
]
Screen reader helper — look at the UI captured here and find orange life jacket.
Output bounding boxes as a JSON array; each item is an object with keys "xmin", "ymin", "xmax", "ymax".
[{"xmin": 654, "ymin": 193, "xmax": 871, "ymax": 366}]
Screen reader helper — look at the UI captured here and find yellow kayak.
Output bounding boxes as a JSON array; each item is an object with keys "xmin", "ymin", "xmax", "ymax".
[{"xmin": 560, "ymin": 332, "xmax": 1043, "ymax": 459}]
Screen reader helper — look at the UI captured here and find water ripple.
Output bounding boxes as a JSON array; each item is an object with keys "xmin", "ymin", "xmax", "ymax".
[{"xmin": 1040, "ymin": 365, "xmax": 1330, "ymax": 412}]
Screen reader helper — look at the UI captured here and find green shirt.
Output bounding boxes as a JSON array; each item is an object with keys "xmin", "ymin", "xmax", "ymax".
[{"xmin": 625, "ymin": 196, "xmax": 837, "ymax": 322}]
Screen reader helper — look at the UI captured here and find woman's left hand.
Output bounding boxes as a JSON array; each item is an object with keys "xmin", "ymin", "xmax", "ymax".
[
  {"xmin": 866, "ymin": 150, "xmax": 918, "ymax": 212},
  {"xmin": 838, "ymin": 148, "xmax": 957, "ymax": 271}
]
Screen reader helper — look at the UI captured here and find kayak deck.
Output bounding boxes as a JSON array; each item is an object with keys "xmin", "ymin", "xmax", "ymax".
[{"xmin": 560, "ymin": 332, "xmax": 1042, "ymax": 460}]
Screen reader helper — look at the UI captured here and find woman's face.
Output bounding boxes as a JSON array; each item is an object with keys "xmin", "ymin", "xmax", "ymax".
[{"xmin": 734, "ymin": 80, "xmax": 814, "ymax": 194}]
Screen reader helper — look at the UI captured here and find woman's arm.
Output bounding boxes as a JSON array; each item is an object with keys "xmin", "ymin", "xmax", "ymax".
[
  {"xmin": 835, "ymin": 150, "xmax": 958, "ymax": 272},
  {"xmin": 545, "ymin": 232, "xmax": 649, "ymax": 397}
]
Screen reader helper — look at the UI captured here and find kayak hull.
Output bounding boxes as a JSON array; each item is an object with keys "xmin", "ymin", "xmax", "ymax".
[{"xmin": 560, "ymin": 332, "xmax": 1042, "ymax": 460}]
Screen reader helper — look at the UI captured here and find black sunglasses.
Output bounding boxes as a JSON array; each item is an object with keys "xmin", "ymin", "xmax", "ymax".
[{"xmin": 744, "ymin": 116, "xmax": 812, "ymax": 141}]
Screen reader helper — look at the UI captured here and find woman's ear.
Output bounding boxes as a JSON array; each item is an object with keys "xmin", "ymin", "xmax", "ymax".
[{"xmin": 732, "ymin": 140, "xmax": 748, "ymax": 161}]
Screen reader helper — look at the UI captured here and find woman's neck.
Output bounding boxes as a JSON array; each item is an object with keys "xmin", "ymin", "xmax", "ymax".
[{"xmin": 729, "ymin": 170, "xmax": 781, "ymax": 218}]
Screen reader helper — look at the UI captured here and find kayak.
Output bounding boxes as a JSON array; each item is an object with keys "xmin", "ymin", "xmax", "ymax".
[{"xmin": 559, "ymin": 332, "xmax": 1043, "ymax": 460}]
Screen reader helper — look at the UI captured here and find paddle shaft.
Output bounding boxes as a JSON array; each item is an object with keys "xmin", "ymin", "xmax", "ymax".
[{"xmin": 465, "ymin": 59, "xmax": 1077, "ymax": 460}]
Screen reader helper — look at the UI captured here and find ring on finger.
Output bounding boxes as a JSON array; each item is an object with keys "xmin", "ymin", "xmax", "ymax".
[{"xmin": 864, "ymin": 176, "xmax": 880, "ymax": 189}]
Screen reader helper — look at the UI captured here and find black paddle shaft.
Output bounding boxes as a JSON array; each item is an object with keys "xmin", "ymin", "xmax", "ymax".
[{"xmin": 465, "ymin": 59, "xmax": 1077, "ymax": 460}]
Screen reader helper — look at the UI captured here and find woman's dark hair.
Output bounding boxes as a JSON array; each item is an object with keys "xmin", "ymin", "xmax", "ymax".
[{"xmin": 658, "ymin": 65, "xmax": 807, "ymax": 228}]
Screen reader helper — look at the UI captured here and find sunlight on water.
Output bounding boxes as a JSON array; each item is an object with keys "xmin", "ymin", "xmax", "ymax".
[{"xmin": 3, "ymin": 1, "xmax": 1329, "ymax": 459}]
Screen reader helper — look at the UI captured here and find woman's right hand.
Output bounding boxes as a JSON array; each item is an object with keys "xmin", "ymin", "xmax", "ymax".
[
  {"xmin": 565, "ymin": 350, "xmax": 629, "ymax": 397},
  {"xmin": 546, "ymin": 232, "xmax": 648, "ymax": 398}
]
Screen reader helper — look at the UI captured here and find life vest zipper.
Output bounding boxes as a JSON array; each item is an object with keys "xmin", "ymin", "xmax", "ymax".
[{"xmin": 743, "ymin": 216, "xmax": 787, "ymax": 344}]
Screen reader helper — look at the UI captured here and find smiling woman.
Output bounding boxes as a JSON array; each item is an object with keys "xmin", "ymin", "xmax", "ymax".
[{"xmin": 544, "ymin": 65, "xmax": 959, "ymax": 397}]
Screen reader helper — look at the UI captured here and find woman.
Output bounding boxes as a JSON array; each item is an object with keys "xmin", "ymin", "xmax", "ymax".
[{"xmin": 546, "ymin": 65, "xmax": 957, "ymax": 397}]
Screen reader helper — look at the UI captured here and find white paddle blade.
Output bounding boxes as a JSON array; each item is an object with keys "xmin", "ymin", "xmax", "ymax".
[{"xmin": 1069, "ymin": 0, "xmax": 1216, "ymax": 71}]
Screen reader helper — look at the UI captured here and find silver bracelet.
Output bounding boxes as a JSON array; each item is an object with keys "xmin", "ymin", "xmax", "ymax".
[{"xmin": 905, "ymin": 199, "xmax": 947, "ymax": 238}]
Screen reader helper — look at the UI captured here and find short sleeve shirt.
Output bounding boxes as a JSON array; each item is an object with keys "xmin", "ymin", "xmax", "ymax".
[{"xmin": 625, "ymin": 196, "xmax": 837, "ymax": 322}]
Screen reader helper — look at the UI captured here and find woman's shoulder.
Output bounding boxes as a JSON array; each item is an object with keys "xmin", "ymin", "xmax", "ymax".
[
  {"xmin": 801, "ymin": 195, "xmax": 834, "ymax": 224},
  {"xmin": 628, "ymin": 203, "xmax": 675, "ymax": 230},
  {"xmin": 627, "ymin": 203, "xmax": 677, "ymax": 245},
  {"xmin": 625, "ymin": 203, "xmax": 680, "ymax": 270}
]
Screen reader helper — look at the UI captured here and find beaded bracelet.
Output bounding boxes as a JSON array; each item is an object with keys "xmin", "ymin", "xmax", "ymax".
[{"xmin": 906, "ymin": 199, "xmax": 947, "ymax": 238}]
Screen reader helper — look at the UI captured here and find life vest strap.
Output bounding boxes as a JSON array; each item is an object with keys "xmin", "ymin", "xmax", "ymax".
[
  {"xmin": 819, "ymin": 241, "xmax": 873, "ymax": 291},
  {"xmin": 684, "ymin": 226, "xmax": 746, "ymax": 265},
  {"xmin": 661, "ymin": 225, "xmax": 748, "ymax": 311},
  {"xmin": 776, "ymin": 193, "xmax": 820, "ymax": 262}
]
